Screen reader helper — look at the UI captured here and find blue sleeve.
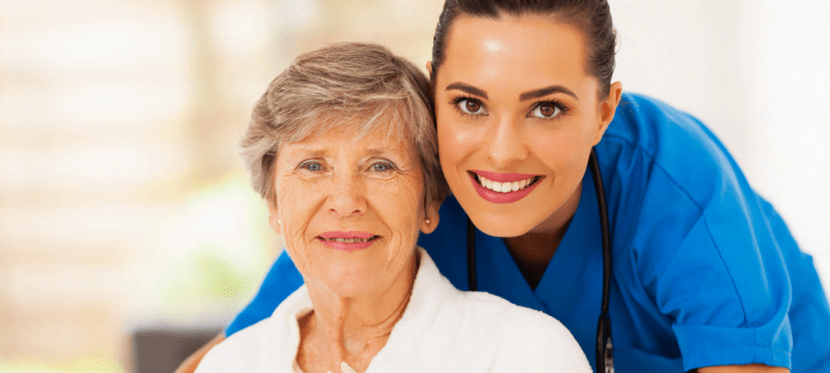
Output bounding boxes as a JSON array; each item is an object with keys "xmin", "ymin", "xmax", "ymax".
[
  {"xmin": 615, "ymin": 94, "xmax": 796, "ymax": 370},
  {"xmin": 659, "ymin": 189, "xmax": 793, "ymax": 371},
  {"xmin": 762, "ymin": 200, "xmax": 830, "ymax": 371},
  {"xmin": 225, "ymin": 249, "xmax": 304, "ymax": 336}
]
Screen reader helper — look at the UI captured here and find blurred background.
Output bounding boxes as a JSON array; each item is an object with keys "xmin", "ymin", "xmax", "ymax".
[{"xmin": 0, "ymin": 0, "xmax": 827, "ymax": 372}]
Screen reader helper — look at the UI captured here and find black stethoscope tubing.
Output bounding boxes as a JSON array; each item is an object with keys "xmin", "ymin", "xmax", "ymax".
[{"xmin": 466, "ymin": 148, "xmax": 614, "ymax": 372}]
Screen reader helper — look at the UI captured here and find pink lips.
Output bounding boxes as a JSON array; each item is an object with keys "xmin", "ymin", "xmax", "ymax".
[
  {"xmin": 469, "ymin": 169, "xmax": 543, "ymax": 204},
  {"xmin": 318, "ymin": 231, "xmax": 376, "ymax": 252}
]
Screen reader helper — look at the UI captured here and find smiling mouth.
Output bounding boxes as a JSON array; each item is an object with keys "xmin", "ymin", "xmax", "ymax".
[
  {"xmin": 319, "ymin": 236, "xmax": 380, "ymax": 243},
  {"xmin": 317, "ymin": 234, "xmax": 381, "ymax": 253},
  {"xmin": 470, "ymin": 171, "xmax": 543, "ymax": 193}
]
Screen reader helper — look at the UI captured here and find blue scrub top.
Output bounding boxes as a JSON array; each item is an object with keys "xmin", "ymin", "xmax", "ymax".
[{"xmin": 226, "ymin": 93, "xmax": 830, "ymax": 372}]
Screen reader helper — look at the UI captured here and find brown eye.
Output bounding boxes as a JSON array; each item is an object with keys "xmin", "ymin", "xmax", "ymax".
[
  {"xmin": 457, "ymin": 98, "xmax": 487, "ymax": 115},
  {"xmin": 529, "ymin": 102, "xmax": 562, "ymax": 119},
  {"xmin": 539, "ymin": 104, "xmax": 555, "ymax": 117}
]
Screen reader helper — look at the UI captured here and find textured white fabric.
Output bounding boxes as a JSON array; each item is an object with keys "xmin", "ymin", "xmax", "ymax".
[{"xmin": 196, "ymin": 248, "xmax": 591, "ymax": 373}]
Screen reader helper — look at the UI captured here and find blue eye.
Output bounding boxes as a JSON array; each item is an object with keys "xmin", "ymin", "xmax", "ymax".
[
  {"xmin": 301, "ymin": 161, "xmax": 323, "ymax": 172},
  {"xmin": 371, "ymin": 162, "xmax": 393, "ymax": 172}
]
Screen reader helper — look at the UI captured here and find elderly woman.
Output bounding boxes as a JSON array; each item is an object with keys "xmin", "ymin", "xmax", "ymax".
[{"xmin": 194, "ymin": 43, "xmax": 590, "ymax": 373}]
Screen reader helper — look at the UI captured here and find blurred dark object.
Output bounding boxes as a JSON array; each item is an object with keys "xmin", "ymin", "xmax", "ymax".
[{"xmin": 131, "ymin": 328, "xmax": 222, "ymax": 373}]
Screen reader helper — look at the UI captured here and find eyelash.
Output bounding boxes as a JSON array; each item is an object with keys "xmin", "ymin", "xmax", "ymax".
[
  {"xmin": 370, "ymin": 160, "xmax": 395, "ymax": 172},
  {"xmin": 450, "ymin": 95, "xmax": 485, "ymax": 118},
  {"xmin": 297, "ymin": 160, "xmax": 397, "ymax": 173},
  {"xmin": 529, "ymin": 99, "xmax": 570, "ymax": 120},
  {"xmin": 448, "ymin": 95, "xmax": 570, "ymax": 120},
  {"xmin": 299, "ymin": 160, "xmax": 324, "ymax": 172}
]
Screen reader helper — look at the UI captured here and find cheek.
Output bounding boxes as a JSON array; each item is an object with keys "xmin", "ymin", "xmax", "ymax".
[
  {"xmin": 369, "ymin": 178, "xmax": 425, "ymax": 242},
  {"xmin": 276, "ymin": 177, "xmax": 318, "ymax": 221},
  {"xmin": 436, "ymin": 100, "xmax": 460, "ymax": 148},
  {"xmin": 529, "ymin": 124, "xmax": 596, "ymax": 188},
  {"xmin": 275, "ymin": 176, "xmax": 325, "ymax": 265},
  {"xmin": 437, "ymin": 118, "xmax": 478, "ymax": 169}
]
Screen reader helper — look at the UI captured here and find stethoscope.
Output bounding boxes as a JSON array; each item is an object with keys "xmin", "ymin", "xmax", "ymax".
[{"xmin": 466, "ymin": 148, "xmax": 614, "ymax": 373}]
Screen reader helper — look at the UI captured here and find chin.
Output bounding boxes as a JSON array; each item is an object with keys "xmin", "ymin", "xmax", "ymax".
[
  {"xmin": 469, "ymin": 213, "xmax": 537, "ymax": 238},
  {"xmin": 314, "ymin": 262, "xmax": 378, "ymax": 296},
  {"xmin": 322, "ymin": 276, "xmax": 377, "ymax": 298}
]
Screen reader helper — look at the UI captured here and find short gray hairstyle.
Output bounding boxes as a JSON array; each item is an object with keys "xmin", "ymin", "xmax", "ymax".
[{"xmin": 240, "ymin": 42, "xmax": 448, "ymax": 208}]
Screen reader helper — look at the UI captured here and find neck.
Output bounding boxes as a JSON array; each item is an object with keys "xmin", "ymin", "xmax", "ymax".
[
  {"xmin": 503, "ymin": 182, "xmax": 582, "ymax": 289},
  {"xmin": 297, "ymin": 251, "xmax": 419, "ymax": 373}
]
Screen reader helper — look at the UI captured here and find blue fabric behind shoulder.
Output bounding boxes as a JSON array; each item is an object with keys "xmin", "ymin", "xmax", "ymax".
[{"xmin": 225, "ymin": 249, "xmax": 303, "ymax": 336}]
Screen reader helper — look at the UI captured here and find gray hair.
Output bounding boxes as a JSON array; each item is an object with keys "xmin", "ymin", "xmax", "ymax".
[{"xmin": 240, "ymin": 42, "xmax": 448, "ymax": 208}]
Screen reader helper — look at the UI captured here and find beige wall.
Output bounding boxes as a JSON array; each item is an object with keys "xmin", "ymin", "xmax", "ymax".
[
  {"xmin": 0, "ymin": 0, "xmax": 443, "ymax": 370},
  {"xmin": 1, "ymin": 0, "xmax": 827, "ymax": 371}
]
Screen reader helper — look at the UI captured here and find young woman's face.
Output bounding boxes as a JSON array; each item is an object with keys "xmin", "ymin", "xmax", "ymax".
[{"xmin": 433, "ymin": 14, "xmax": 620, "ymax": 238}]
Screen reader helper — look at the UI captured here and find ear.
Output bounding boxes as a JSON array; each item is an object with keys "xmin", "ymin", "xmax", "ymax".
[
  {"xmin": 593, "ymin": 81, "xmax": 623, "ymax": 145},
  {"xmin": 420, "ymin": 201, "xmax": 441, "ymax": 234},
  {"xmin": 426, "ymin": 61, "xmax": 433, "ymax": 79},
  {"xmin": 267, "ymin": 201, "xmax": 282, "ymax": 234}
]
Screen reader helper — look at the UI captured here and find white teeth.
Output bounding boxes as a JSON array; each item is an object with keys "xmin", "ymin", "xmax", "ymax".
[{"xmin": 476, "ymin": 174, "xmax": 537, "ymax": 193}]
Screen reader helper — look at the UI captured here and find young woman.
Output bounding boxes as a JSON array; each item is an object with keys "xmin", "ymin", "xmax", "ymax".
[{"xmin": 179, "ymin": 1, "xmax": 830, "ymax": 372}]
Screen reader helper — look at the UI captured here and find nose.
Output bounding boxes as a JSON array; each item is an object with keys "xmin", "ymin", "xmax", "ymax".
[
  {"xmin": 327, "ymin": 172, "xmax": 367, "ymax": 218},
  {"xmin": 485, "ymin": 115, "xmax": 528, "ymax": 168}
]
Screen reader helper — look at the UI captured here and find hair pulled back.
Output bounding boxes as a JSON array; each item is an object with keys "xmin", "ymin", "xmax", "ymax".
[{"xmin": 432, "ymin": 0, "xmax": 616, "ymax": 98}]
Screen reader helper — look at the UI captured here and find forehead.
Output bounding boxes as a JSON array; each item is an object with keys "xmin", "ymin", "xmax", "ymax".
[
  {"xmin": 441, "ymin": 14, "xmax": 589, "ymax": 90},
  {"xmin": 280, "ymin": 119, "xmax": 414, "ymax": 158}
]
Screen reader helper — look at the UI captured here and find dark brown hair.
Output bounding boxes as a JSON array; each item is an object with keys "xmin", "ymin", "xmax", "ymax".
[{"xmin": 431, "ymin": 0, "xmax": 616, "ymax": 98}]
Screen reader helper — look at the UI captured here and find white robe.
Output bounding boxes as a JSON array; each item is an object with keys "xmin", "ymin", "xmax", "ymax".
[{"xmin": 196, "ymin": 248, "xmax": 591, "ymax": 373}]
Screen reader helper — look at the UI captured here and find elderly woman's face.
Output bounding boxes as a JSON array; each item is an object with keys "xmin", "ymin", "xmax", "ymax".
[{"xmin": 268, "ymin": 122, "xmax": 439, "ymax": 297}]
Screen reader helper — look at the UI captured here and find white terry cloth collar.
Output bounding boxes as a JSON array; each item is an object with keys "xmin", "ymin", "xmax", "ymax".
[{"xmin": 262, "ymin": 246, "xmax": 458, "ymax": 372}]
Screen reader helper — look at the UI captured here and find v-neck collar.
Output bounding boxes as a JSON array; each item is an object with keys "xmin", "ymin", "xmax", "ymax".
[{"xmin": 472, "ymin": 169, "xmax": 603, "ymax": 315}]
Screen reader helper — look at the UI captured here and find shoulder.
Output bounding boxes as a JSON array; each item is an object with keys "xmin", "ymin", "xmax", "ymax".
[
  {"xmin": 196, "ymin": 319, "xmax": 270, "ymax": 373},
  {"xmin": 198, "ymin": 286, "xmax": 311, "ymax": 372},
  {"xmin": 460, "ymin": 291, "xmax": 578, "ymax": 342},
  {"xmin": 456, "ymin": 292, "xmax": 592, "ymax": 371},
  {"xmin": 225, "ymin": 249, "xmax": 304, "ymax": 336},
  {"xmin": 597, "ymin": 93, "xmax": 761, "ymax": 261},
  {"xmin": 600, "ymin": 93, "xmax": 743, "ymax": 208},
  {"xmin": 597, "ymin": 94, "xmax": 777, "ymax": 296}
]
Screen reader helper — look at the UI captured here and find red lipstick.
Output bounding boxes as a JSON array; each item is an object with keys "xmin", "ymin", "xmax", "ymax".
[
  {"xmin": 468, "ymin": 170, "xmax": 543, "ymax": 204},
  {"xmin": 317, "ymin": 231, "xmax": 376, "ymax": 252}
]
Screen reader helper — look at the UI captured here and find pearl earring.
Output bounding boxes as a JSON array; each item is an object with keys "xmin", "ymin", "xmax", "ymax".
[
  {"xmin": 277, "ymin": 219, "xmax": 282, "ymax": 225},
  {"xmin": 425, "ymin": 219, "xmax": 431, "ymax": 225}
]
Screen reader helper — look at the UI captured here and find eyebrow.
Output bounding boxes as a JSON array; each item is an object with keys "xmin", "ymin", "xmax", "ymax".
[
  {"xmin": 445, "ymin": 82, "xmax": 488, "ymax": 99},
  {"xmin": 285, "ymin": 146, "xmax": 395, "ymax": 159},
  {"xmin": 364, "ymin": 148, "xmax": 391, "ymax": 157},
  {"xmin": 445, "ymin": 82, "xmax": 579, "ymax": 102},
  {"xmin": 519, "ymin": 85, "xmax": 579, "ymax": 101},
  {"xmin": 283, "ymin": 148, "xmax": 327, "ymax": 159}
]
